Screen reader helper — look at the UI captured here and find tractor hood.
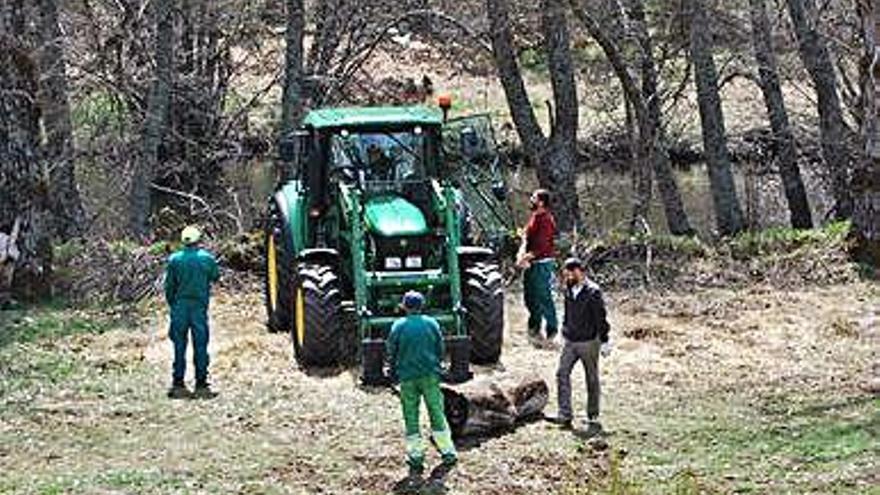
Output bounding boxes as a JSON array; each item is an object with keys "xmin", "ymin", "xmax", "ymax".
[{"xmin": 364, "ymin": 195, "xmax": 429, "ymax": 237}]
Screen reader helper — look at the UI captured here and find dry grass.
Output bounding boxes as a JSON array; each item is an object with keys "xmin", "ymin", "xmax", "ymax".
[{"xmin": 1, "ymin": 279, "xmax": 878, "ymax": 494}]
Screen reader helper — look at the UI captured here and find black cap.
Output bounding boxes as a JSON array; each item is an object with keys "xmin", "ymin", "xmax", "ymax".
[{"xmin": 563, "ymin": 257, "xmax": 584, "ymax": 270}]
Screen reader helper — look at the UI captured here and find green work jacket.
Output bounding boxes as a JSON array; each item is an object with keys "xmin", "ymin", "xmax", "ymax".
[
  {"xmin": 386, "ymin": 314, "xmax": 444, "ymax": 382},
  {"xmin": 164, "ymin": 246, "xmax": 219, "ymax": 307}
]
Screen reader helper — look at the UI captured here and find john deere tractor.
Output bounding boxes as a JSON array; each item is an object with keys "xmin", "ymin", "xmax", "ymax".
[{"xmin": 263, "ymin": 104, "xmax": 514, "ymax": 384}]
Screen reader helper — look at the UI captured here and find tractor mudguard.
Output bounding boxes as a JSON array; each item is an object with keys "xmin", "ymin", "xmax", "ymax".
[
  {"xmin": 457, "ymin": 246, "xmax": 495, "ymax": 264},
  {"xmin": 276, "ymin": 182, "xmax": 308, "ymax": 255},
  {"xmin": 297, "ymin": 248, "xmax": 340, "ymax": 266}
]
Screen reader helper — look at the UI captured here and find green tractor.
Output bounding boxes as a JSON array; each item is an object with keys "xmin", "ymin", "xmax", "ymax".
[{"xmin": 263, "ymin": 103, "xmax": 515, "ymax": 384}]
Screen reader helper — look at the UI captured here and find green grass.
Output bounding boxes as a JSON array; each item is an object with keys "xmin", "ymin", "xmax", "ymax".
[
  {"xmin": 725, "ymin": 221, "xmax": 851, "ymax": 259},
  {"xmin": 600, "ymin": 393, "xmax": 880, "ymax": 494},
  {"xmin": 0, "ymin": 303, "xmax": 141, "ymax": 402},
  {"xmin": 72, "ymin": 90, "xmax": 129, "ymax": 139},
  {"xmin": 0, "ymin": 305, "xmax": 115, "ymax": 348},
  {"xmin": 24, "ymin": 470, "xmax": 190, "ymax": 495}
]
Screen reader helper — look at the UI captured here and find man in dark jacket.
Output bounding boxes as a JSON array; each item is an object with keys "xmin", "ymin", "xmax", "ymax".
[
  {"xmin": 164, "ymin": 226, "xmax": 219, "ymax": 398},
  {"xmin": 547, "ymin": 257, "xmax": 612, "ymax": 429}
]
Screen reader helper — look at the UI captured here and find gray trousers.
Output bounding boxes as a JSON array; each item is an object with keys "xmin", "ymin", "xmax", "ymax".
[{"xmin": 556, "ymin": 339, "xmax": 600, "ymax": 420}]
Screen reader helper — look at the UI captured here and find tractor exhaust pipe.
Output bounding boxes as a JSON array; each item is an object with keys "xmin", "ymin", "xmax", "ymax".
[{"xmin": 438, "ymin": 94, "xmax": 452, "ymax": 123}]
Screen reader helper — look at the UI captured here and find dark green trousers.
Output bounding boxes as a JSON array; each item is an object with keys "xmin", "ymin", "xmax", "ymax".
[{"xmin": 523, "ymin": 260, "xmax": 558, "ymax": 334}]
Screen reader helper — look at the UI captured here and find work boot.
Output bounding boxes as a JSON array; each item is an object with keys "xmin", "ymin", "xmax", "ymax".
[
  {"xmin": 407, "ymin": 460, "xmax": 424, "ymax": 477},
  {"xmin": 167, "ymin": 381, "xmax": 189, "ymax": 399},
  {"xmin": 193, "ymin": 381, "xmax": 217, "ymax": 399},
  {"xmin": 544, "ymin": 414, "xmax": 573, "ymax": 429},
  {"xmin": 441, "ymin": 452, "xmax": 458, "ymax": 468}
]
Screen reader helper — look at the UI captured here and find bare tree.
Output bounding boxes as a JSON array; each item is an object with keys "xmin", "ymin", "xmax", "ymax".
[
  {"xmin": 486, "ymin": 0, "xmax": 581, "ymax": 230},
  {"xmin": 280, "ymin": 0, "xmax": 305, "ymax": 138},
  {"xmin": 570, "ymin": 1, "xmax": 652, "ymax": 231},
  {"xmin": 686, "ymin": 0, "xmax": 744, "ymax": 235},
  {"xmin": 35, "ymin": 0, "xmax": 84, "ymax": 239},
  {"xmin": 1, "ymin": 2, "xmax": 53, "ymax": 298},
  {"xmin": 854, "ymin": 0, "xmax": 880, "ymax": 264},
  {"xmin": 629, "ymin": 0, "xmax": 693, "ymax": 236},
  {"xmin": 786, "ymin": 0, "xmax": 853, "ymax": 219},
  {"xmin": 571, "ymin": 0, "xmax": 694, "ymax": 235},
  {"xmin": 747, "ymin": 0, "xmax": 812, "ymax": 229},
  {"xmin": 129, "ymin": 0, "xmax": 174, "ymax": 237}
]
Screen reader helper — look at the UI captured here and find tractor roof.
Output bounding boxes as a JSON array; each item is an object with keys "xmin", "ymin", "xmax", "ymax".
[{"xmin": 302, "ymin": 106, "xmax": 443, "ymax": 129}]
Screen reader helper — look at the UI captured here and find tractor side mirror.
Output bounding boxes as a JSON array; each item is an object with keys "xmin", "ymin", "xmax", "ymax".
[{"xmin": 278, "ymin": 130, "xmax": 310, "ymax": 181}]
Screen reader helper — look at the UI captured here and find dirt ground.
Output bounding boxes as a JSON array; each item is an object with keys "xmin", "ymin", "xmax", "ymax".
[{"xmin": 1, "ymin": 280, "xmax": 878, "ymax": 494}]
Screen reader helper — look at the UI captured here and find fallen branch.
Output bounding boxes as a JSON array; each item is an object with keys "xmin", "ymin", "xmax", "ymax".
[{"xmin": 149, "ymin": 182, "xmax": 209, "ymax": 209}]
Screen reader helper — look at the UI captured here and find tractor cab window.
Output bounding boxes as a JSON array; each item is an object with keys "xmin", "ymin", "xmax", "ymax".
[{"xmin": 329, "ymin": 128, "xmax": 427, "ymax": 185}]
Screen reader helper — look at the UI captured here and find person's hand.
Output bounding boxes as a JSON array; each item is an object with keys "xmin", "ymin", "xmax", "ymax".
[
  {"xmin": 516, "ymin": 250, "xmax": 534, "ymax": 269},
  {"xmin": 600, "ymin": 341, "xmax": 612, "ymax": 357}
]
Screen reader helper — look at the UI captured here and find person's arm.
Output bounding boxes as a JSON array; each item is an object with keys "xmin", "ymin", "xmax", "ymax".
[
  {"xmin": 517, "ymin": 217, "xmax": 537, "ymax": 267},
  {"xmin": 592, "ymin": 288, "xmax": 611, "ymax": 343},
  {"xmin": 432, "ymin": 319, "xmax": 444, "ymax": 359},
  {"xmin": 208, "ymin": 253, "xmax": 220, "ymax": 283},
  {"xmin": 163, "ymin": 259, "xmax": 177, "ymax": 306},
  {"xmin": 524, "ymin": 214, "xmax": 537, "ymax": 246},
  {"xmin": 386, "ymin": 322, "xmax": 400, "ymax": 370}
]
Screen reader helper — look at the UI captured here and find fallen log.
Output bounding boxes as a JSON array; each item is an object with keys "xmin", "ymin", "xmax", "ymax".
[{"xmin": 442, "ymin": 374, "xmax": 549, "ymax": 438}]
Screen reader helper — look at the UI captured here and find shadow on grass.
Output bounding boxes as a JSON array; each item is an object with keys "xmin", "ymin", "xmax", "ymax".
[
  {"xmin": 391, "ymin": 463, "xmax": 454, "ymax": 495},
  {"xmin": 453, "ymin": 413, "xmax": 546, "ymax": 452}
]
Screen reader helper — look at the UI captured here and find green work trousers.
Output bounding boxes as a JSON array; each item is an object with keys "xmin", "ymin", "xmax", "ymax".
[
  {"xmin": 524, "ymin": 260, "xmax": 558, "ymax": 335},
  {"xmin": 169, "ymin": 300, "xmax": 210, "ymax": 384},
  {"xmin": 399, "ymin": 375, "xmax": 457, "ymax": 470}
]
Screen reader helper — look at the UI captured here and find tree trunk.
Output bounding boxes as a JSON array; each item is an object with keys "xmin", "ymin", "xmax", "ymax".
[
  {"xmin": 0, "ymin": 13, "xmax": 53, "ymax": 300},
  {"xmin": 129, "ymin": 0, "xmax": 174, "ymax": 238},
  {"xmin": 280, "ymin": 0, "xmax": 305, "ymax": 138},
  {"xmin": 442, "ymin": 375, "xmax": 549, "ymax": 438},
  {"xmin": 35, "ymin": 0, "xmax": 84, "ymax": 239},
  {"xmin": 486, "ymin": 0, "xmax": 580, "ymax": 231},
  {"xmin": 854, "ymin": 0, "xmax": 880, "ymax": 266},
  {"xmin": 306, "ymin": 0, "xmax": 340, "ymax": 79},
  {"xmin": 629, "ymin": 0, "xmax": 694, "ymax": 236},
  {"xmin": 686, "ymin": 0, "xmax": 744, "ymax": 236},
  {"xmin": 540, "ymin": 0, "xmax": 580, "ymax": 231},
  {"xmin": 786, "ymin": 0, "xmax": 853, "ymax": 219},
  {"xmin": 748, "ymin": 0, "xmax": 812, "ymax": 229},
  {"xmin": 486, "ymin": 0, "xmax": 548, "ymax": 166},
  {"xmin": 569, "ymin": 1, "xmax": 652, "ymax": 232}
]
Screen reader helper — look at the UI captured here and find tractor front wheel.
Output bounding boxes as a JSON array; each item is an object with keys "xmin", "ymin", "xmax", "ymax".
[
  {"xmin": 292, "ymin": 263, "xmax": 345, "ymax": 367},
  {"xmin": 462, "ymin": 262, "xmax": 504, "ymax": 364}
]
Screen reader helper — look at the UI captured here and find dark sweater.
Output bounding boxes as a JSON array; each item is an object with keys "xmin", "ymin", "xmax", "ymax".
[{"xmin": 562, "ymin": 280, "xmax": 610, "ymax": 343}]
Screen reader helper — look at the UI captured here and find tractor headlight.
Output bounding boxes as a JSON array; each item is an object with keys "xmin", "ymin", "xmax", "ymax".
[
  {"xmin": 384, "ymin": 257, "xmax": 402, "ymax": 269},
  {"xmin": 405, "ymin": 256, "xmax": 422, "ymax": 269}
]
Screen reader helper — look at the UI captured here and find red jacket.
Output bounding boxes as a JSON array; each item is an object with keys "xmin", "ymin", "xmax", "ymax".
[{"xmin": 525, "ymin": 210, "xmax": 556, "ymax": 259}]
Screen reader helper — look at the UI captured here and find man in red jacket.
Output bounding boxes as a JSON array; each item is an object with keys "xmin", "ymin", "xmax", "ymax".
[{"xmin": 518, "ymin": 189, "xmax": 558, "ymax": 339}]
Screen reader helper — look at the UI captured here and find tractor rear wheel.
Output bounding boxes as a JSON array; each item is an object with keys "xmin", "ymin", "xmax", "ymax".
[
  {"xmin": 462, "ymin": 262, "xmax": 504, "ymax": 364},
  {"xmin": 264, "ymin": 200, "xmax": 294, "ymax": 333},
  {"xmin": 292, "ymin": 263, "xmax": 345, "ymax": 367}
]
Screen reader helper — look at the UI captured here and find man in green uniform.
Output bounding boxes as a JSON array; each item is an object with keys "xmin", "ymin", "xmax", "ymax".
[
  {"xmin": 386, "ymin": 291, "xmax": 458, "ymax": 475},
  {"xmin": 164, "ymin": 226, "xmax": 219, "ymax": 398}
]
